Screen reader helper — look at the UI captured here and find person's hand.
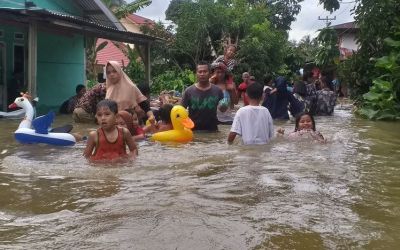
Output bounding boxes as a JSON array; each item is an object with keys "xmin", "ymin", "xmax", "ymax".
[
  {"xmin": 134, "ymin": 106, "xmax": 145, "ymax": 118},
  {"xmin": 218, "ymin": 103, "xmax": 228, "ymax": 113},
  {"xmin": 209, "ymin": 74, "xmax": 218, "ymax": 85},
  {"xmin": 277, "ymin": 127, "xmax": 285, "ymax": 135},
  {"xmin": 226, "ymin": 83, "xmax": 235, "ymax": 91},
  {"xmin": 148, "ymin": 115, "xmax": 156, "ymax": 125}
]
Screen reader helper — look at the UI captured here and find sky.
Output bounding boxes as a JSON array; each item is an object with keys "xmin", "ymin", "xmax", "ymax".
[{"xmin": 134, "ymin": 0, "xmax": 356, "ymax": 42}]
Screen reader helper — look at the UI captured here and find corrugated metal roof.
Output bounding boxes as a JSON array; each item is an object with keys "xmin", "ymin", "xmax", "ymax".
[
  {"xmin": 0, "ymin": 8, "xmax": 161, "ymax": 44},
  {"xmin": 73, "ymin": 0, "xmax": 125, "ymax": 31},
  {"xmin": 331, "ymin": 21, "xmax": 357, "ymax": 30}
]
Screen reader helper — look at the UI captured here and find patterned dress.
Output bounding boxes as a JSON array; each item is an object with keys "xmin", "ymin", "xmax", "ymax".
[
  {"xmin": 75, "ymin": 83, "xmax": 106, "ymax": 114},
  {"xmin": 305, "ymin": 82, "xmax": 317, "ymax": 115},
  {"xmin": 316, "ymin": 89, "xmax": 336, "ymax": 116}
]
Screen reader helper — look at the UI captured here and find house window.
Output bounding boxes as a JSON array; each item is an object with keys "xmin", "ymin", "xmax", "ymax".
[{"xmin": 14, "ymin": 32, "xmax": 24, "ymax": 40}]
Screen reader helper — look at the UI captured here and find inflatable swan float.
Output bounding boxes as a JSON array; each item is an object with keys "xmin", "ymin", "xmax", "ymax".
[
  {"xmin": 151, "ymin": 105, "xmax": 194, "ymax": 143},
  {"xmin": 9, "ymin": 96, "xmax": 76, "ymax": 146},
  {"xmin": 0, "ymin": 96, "xmax": 38, "ymax": 119}
]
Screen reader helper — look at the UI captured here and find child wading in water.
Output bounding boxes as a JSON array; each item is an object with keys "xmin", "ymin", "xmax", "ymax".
[
  {"xmin": 228, "ymin": 82, "xmax": 274, "ymax": 145},
  {"xmin": 144, "ymin": 103, "xmax": 174, "ymax": 134},
  {"xmin": 278, "ymin": 112, "xmax": 326, "ymax": 143},
  {"xmin": 116, "ymin": 110, "xmax": 145, "ymax": 141},
  {"xmin": 84, "ymin": 100, "xmax": 138, "ymax": 161}
]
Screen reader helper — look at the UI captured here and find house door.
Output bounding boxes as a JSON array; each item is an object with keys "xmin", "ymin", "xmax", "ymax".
[
  {"xmin": 7, "ymin": 44, "xmax": 25, "ymax": 108},
  {"xmin": 0, "ymin": 43, "xmax": 5, "ymax": 111}
]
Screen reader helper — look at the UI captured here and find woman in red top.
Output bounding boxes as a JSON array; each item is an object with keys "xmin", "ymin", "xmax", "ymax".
[{"xmin": 84, "ymin": 99, "xmax": 137, "ymax": 162}]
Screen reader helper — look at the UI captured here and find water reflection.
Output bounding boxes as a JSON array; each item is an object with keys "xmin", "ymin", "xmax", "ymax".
[{"xmin": 0, "ymin": 109, "xmax": 399, "ymax": 249}]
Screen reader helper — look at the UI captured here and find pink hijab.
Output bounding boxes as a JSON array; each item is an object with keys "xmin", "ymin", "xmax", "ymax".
[{"xmin": 105, "ymin": 61, "xmax": 147, "ymax": 111}]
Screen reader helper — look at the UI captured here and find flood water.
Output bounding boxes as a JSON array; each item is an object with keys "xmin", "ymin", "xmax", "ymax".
[{"xmin": 0, "ymin": 105, "xmax": 399, "ymax": 249}]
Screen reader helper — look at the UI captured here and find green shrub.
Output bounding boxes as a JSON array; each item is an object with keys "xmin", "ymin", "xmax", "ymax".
[
  {"xmin": 86, "ymin": 79, "xmax": 97, "ymax": 89},
  {"xmin": 357, "ymin": 35, "xmax": 400, "ymax": 120},
  {"xmin": 150, "ymin": 69, "xmax": 195, "ymax": 95}
]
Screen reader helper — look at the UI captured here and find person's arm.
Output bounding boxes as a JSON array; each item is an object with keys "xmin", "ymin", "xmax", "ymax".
[
  {"xmin": 132, "ymin": 126, "xmax": 145, "ymax": 141},
  {"xmin": 123, "ymin": 128, "xmax": 138, "ymax": 157},
  {"xmin": 276, "ymin": 128, "xmax": 285, "ymax": 136},
  {"xmin": 217, "ymin": 89, "xmax": 227, "ymax": 112},
  {"xmin": 228, "ymin": 110, "xmax": 241, "ymax": 144},
  {"xmin": 83, "ymin": 131, "xmax": 97, "ymax": 158},
  {"xmin": 143, "ymin": 121, "xmax": 159, "ymax": 134},
  {"xmin": 268, "ymin": 115, "xmax": 274, "ymax": 140},
  {"xmin": 137, "ymin": 100, "xmax": 155, "ymax": 122},
  {"xmin": 180, "ymin": 88, "xmax": 189, "ymax": 108},
  {"xmin": 227, "ymin": 132, "xmax": 237, "ymax": 144},
  {"xmin": 227, "ymin": 83, "xmax": 238, "ymax": 105}
]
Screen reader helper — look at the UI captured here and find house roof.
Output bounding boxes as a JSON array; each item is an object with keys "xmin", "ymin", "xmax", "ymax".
[
  {"xmin": 126, "ymin": 13, "xmax": 155, "ymax": 27},
  {"xmin": 73, "ymin": 0, "xmax": 125, "ymax": 31},
  {"xmin": 331, "ymin": 21, "xmax": 358, "ymax": 31},
  {"xmin": 0, "ymin": 8, "xmax": 160, "ymax": 45},
  {"xmin": 96, "ymin": 38, "xmax": 130, "ymax": 66}
]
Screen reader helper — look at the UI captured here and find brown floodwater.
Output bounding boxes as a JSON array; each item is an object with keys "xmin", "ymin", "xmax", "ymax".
[{"xmin": 0, "ymin": 105, "xmax": 399, "ymax": 249}]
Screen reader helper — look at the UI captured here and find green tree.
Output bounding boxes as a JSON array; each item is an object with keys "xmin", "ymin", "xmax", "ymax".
[
  {"xmin": 283, "ymin": 36, "xmax": 319, "ymax": 76},
  {"xmin": 315, "ymin": 27, "xmax": 339, "ymax": 69},
  {"xmin": 162, "ymin": 0, "xmax": 290, "ymax": 78}
]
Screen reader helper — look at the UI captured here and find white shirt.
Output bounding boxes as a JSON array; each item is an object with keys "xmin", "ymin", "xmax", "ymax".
[{"xmin": 230, "ymin": 105, "xmax": 274, "ymax": 145}]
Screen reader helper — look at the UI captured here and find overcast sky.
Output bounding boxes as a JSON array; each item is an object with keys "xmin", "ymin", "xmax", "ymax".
[{"xmin": 134, "ymin": 0, "xmax": 356, "ymax": 42}]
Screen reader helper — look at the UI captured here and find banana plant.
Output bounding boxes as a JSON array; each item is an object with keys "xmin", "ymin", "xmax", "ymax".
[{"xmin": 85, "ymin": 0, "xmax": 153, "ymax": 83}]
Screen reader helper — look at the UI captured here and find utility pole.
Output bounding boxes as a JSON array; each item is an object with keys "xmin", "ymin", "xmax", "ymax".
[{"xmin": 318, "ymin": 16, "xmax": 336, "ymax": 27}]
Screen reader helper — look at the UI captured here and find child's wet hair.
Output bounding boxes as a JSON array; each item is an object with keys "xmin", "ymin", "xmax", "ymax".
[
  {"xmin": 295, "ymin": 112, "xmax": 316, "ymax": 131},
  {"xmin": 96, "ymin": 99, "xmax": 118, "ymax": 114},
  {"xmin": 159, "ymin": 104, "xmax": 173, "ymax": 124},
  {"xmin": 246, "ymin": 82, "xmax": 263, "ymax": 100}
]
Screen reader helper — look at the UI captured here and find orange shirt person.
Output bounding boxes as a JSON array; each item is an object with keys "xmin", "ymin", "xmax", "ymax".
[{"xmin": 84, "ymin": 99, "xmax": 137, "ymax": 162}]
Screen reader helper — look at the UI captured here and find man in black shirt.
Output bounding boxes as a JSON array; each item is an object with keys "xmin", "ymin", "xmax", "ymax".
[{"xmin": 181, "ymin": 62, "xmax": 225, "ymax": 131}]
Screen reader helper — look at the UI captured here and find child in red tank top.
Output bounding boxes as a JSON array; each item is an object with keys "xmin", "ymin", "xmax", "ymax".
[{"xmin": 84, "ymin": 100, "xmax": 138, "ymax": 162}]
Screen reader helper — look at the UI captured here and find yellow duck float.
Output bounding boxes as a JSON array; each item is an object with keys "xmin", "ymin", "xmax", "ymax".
[{"xmin": 151, "ymin": 105, "xmax": 194, "ymax": 143}]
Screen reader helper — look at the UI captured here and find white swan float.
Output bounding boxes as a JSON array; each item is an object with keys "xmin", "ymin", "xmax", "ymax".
[
  {"xmin": 0, "ymin": 108, "xmax": 25, "ymax": 119},
  {"xmin": 0, "ymin": 95, "xmax": 38, "ymax": 119},
  {"xmin": 9, "ymin": 97, "xmax": 76, "ymax": 146}
]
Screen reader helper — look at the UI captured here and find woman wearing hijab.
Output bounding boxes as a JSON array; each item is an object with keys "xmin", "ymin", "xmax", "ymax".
[
  {"xmin": 105, "ymin": 61, "xmax": 154, "ymax": 119},
  {"xmin": 73, "ymin": 61, "xmax": 154, "ymax": 123},
  {"xmin": 262, "ymin": 76, "xmax": 290, "ymax": 120}
]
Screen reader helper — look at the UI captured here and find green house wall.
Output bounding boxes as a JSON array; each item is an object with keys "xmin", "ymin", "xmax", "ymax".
[
  {"xmin": 0, "ymin": 0, "xmax": 86, "ymax": 113},
  {"xmin": 37, "ymin": 31, "xmax": 85, "ymax": 113}
]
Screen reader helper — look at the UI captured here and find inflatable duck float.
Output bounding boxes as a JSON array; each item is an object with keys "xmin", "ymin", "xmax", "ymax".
[
  {"xmin": 9, "ymin": 96, "xmax": 76, "ymax": 146},
  {"xmin": 151, "ymin": 105, "xmax": 194, "ymax": 143}
]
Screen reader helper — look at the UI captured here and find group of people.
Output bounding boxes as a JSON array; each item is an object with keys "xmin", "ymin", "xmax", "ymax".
[
  {"xmin": 59, "ymin": 44, "xmax": 336, "ymax": 162},
  {"xmin": 180, "ymin": 61, "xmax": 326, "ymax": 146}
]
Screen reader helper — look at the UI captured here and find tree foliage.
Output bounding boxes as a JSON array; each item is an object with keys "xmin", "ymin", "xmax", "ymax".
[
  {"xmin": 329, "ymin": 0, "xmax": 400, "ymax": 119},
  {"xmin": 315, "ymin": 27, "xmax": 339, "ymax": 68},
  {"xmin": 112, "ymin": 0, "xmax": 152, "ymax": 19},
  {"xmin": 283, "ymin": 36, "xmax": 319, "ymax": 76},
  {"xmin": 85, "ymin": 0, "xmax": 153, "ymax": 82},
  {"xmin": 357, "ymin": 26, "xmax": 400, "ymax": 120},
  {"xmin": 157, "ymin": 0, "xmax": 292, "ymax": 81}
]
